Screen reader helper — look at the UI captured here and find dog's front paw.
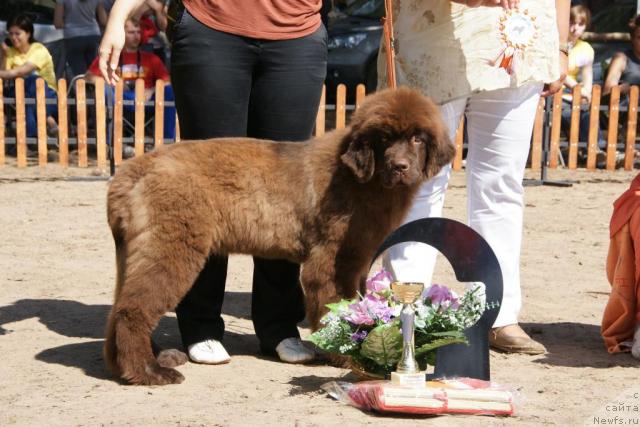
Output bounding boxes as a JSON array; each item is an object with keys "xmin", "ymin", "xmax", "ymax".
[{"xmin": 128, "ymin": 363, "xmax": 185, "ymax": 385}]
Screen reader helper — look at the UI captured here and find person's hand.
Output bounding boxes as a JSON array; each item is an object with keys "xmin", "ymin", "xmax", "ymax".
[
  {"xmin": 1, "ymin": 39, "xmax": 9, "ymax": 54},
  {"xmin": 580, "ymin": 88, "xmax": 591, "ymax": 104},
  {"xmin": 98, "ymin": 21, "xmax": 126, "ymax": 85},
  {"xmin": 542, "ymin": 51, "xmax": 568, "ymax": 97}
]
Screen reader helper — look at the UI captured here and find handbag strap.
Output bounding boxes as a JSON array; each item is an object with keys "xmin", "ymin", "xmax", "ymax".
[{"xmin": 382, "ymin": 0, "xmax": 397, "ymax": 89}]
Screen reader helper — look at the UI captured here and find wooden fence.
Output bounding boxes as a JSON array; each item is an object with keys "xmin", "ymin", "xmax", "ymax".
[{"xmin": 0, "ymin": 77, "xmax": 638, "ymax": 171}]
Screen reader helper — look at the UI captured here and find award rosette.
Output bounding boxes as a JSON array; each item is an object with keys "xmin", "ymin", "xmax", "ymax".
[{"xmin": 490, "ymin": 8, "xmax": 538, "ymax": 74}]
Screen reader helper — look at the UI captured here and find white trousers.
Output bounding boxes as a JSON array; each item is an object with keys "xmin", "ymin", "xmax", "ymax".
[{"xmin": 383, "ymin": 83, "xmax": 542, "ymax": 327}]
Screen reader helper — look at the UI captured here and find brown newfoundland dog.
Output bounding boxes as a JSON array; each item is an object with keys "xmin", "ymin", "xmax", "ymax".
[{"xmin": 104, "ymin": 87, "xmax": 454, "ymax": 385}]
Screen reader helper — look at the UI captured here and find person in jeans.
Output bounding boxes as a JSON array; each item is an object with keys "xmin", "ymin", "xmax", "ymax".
[
  {"xmin": 561, "ymin": 5, "xmax": 605, "ymax": 158},
  {"xmin": 54, "ymin": 0, "xmax": 107, "ymax": 78},
  {"xmin": 97, "ymin": 0, "xmax": 327, "ymax": 365},
  {"xmin": 1, "ymin": 14, "xmax": 58, "ymax": 137}
]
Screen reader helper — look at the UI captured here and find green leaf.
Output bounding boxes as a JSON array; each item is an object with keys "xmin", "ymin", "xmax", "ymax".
[
  {"xmin": 429, "ymin": 330, "xmax": 468, "ymax": 340},
  {"xmin": 360, "ymin": 323, "xmax": 403, "ymax": 366},
  {"xmin": 415, "ymin": 336, "xmax": 468, "ymax": 357}
]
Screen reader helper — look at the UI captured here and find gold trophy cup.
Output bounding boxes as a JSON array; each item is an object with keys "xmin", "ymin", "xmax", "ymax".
[{"xmin": 390, "ymin": 281, "xmax": 426, "ymax": 387}]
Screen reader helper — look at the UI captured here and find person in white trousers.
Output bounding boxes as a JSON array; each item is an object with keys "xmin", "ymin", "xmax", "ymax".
[
  {"xmin": 384, "ymin": 84, "xmax": 545, "ymax": 353},
  {"xmin": 379, "ymin": 0, "xmax": 570, "ymax": 354}
]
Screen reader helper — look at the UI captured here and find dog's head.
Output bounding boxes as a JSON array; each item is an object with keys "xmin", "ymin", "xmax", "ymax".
[{"xmin": 340, "ymin": 87, "xmax": 455, "ymax": 188}]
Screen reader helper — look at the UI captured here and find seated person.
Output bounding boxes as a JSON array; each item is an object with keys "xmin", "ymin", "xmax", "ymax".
[
  {"xmin": 0, "ymin": 14, "xmax": 58, "ymax": 138},
  {"xmin": 85, "ymin": 17, "xmax": 175, "ymax": 139},
  {"xmin": 561, "ymin": 5, "xmax": 605, "ymax": 155},
  {"xmin": 604, "ymin": 14, "xmax": 640, "ymax": 99},
  {"xmin": 602, "ymin": 173, "xmax": 640, "ymax": 359}
]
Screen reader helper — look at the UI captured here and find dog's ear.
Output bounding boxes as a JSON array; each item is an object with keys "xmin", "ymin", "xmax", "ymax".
[
  {"xmin": 341, "ymin": 137, "xmax": 375, "ymax": 183},
  {"xmin": 424, "ymin": 126, "xmax": 455, "ymax": 178}
]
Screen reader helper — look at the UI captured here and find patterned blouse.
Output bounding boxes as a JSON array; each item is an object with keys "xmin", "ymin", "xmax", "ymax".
[{"xmin": 377, "ymin": 0, "xmax": 560, "ymax": 104}]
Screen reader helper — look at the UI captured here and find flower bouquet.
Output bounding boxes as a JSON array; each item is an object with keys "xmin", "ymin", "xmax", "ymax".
[{"xmin": 310, "ymin": 269, "xmax": 487, "ymax": 379}]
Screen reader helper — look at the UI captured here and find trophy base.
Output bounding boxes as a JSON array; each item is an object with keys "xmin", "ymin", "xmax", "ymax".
[{"xmin": 391, "ymin": 371, "xmax": 425, "ymax": 387}]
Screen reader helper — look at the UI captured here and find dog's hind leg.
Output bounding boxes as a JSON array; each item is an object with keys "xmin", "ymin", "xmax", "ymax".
[{"xmin": 106, "ymin": 240, "xmax": 207, "ymax": 385}]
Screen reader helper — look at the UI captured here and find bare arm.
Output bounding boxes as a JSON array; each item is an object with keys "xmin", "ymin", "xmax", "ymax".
[
  {"xmin": 542, "ymin": 0, "xmax": 570, "ymax": 97},
  {"xmin": 580, "ymin": 62, "xmax": 593, "ymax": 102},
  {"xmin": 0, "ymin": 62, "xmax": 38, "ymax": 79},
  {"xmin": 0, "ymin": 42, "xmax": 7, "ymax": 71},
  {"xmin": 603, "ymin": 53, "xmax": 628, "ymax": 96},
  {"xmin": 84, "ymin": 71, "xmax": 98, "ymax": 84},
  {"xmin": 98, "ymin": 0, "xmax": 148, "ymax": 84},
  {"xmin": 54, "ymin": 3, "xmax": 64, "ymax": 29},
  {"xmin": 147, "ymin": 0, "xmax": 168, "ymax": 31}
]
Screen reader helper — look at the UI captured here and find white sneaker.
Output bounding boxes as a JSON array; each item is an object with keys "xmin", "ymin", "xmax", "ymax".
[
  {"xmin": 187, "ymin": 339, "xmax": 231, "ymax": 364},
  {"xmin": 631, "ymin": 325, "xmax": 640, "ymax": 360},
  {"xmin": 275, "ymin": 338, "xmax": 316, "ymax": 364}
]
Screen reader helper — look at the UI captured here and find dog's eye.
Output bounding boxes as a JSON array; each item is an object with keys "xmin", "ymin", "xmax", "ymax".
[{"xmin": 411, "ymin": 135, "xmax": 424, "ymax": 145}]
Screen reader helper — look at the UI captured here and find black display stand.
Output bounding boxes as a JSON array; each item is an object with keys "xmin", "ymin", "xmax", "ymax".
[
  {"xmin": 372, "ymin": 217, "xmax": 503, "ymax": 381},
  {"xmin": 523, "ymin": 96, "xmax": 573, "ymax": 187}
]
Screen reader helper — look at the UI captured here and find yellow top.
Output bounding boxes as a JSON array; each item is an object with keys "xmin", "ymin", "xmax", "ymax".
[
  {"xmin": 377, "ymin": 0, "xmax": 560, "ymax": 104},
  {"xmin": 5, "ymin": 42, "xmax": 57, "ymax": 93},
  {"xmin": 567, "ymin": 39, "xmax": 594, "ymax": 82}
]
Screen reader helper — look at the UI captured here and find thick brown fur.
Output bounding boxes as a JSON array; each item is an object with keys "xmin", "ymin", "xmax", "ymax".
[{"xmin": 104, "ymin": 87, "xmax": 455, "ymax": 385}]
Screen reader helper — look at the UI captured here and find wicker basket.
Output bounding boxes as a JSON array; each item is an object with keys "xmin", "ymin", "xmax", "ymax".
[{"xmin": 349, "ymin": 360, "xmax": 388, "ymax": 381}]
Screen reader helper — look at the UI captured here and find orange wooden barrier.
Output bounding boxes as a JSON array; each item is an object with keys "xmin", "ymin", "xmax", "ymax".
[
  {"xmin": 452, "ymin": 116, "xmax": 464, "ymax": 171},
  {"xmin": 2, "ymin": 81, "xmax": 640, "ymax": 172},
  {"xmin": 625, "ymin": 86, "xmax": 639, "ymax": 171},
  {"xmin": 606, "ymin": 85, "xmax": 620, "ymax": 170},
  {"xmin": 315, "ymin": 85, "xmax": 326, "ymax": 137},
  {"xmin": 567, "ymin": 85, "xmax": 581, "ymax": 169},
  {"xmin": 134, "ymin": 78, "xmax": 145, "ymax": 157},
  {"xmin": 76, "ymin": 78, "xmax": 88, "ymax": 167},
  {"xmin": 95, "ymin": 78, "xmax": 107, "ymax": 169},
  {"xmin": 530, "ymin": 97, "xmax": 544, "ymax": 171},
  {"xmin": 57, "ymin": 78, "xmax": 69, "ymax": 167},
  {"xmin": 586, "ymin": 84, "xmax": 601, "ymax": 170},
  {"xmin": 36, "ymin": 78, "xmax": 47, "ymax": 166},
  {"xmin": 336, "ymin": 84, "xmax": 346, "ymax": 130},
  {"xmin": 175, "ymin": 115, "xmax": 180, "ymax": 143},
  {"xmin": 154, "ymin": 79, "xmax": 165, "ymax": 148},
  {"xmin": 114, "ymin": 80, "xmax": 124, "ymax": 166},
  {"xmin": 549, "ymin": 90, "xmax": 563, "ymax": 168},
  {"xmin": 15, "ymin": 78, "xmax": 27, "ymax": 167},
  {"xmin": 355, "ymin": 84, "xmax": 366, "ymax": 110}
]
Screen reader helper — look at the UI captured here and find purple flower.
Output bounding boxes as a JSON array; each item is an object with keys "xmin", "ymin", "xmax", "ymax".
[
  {"xmin": 366, "ymin": 268, "xmax": 393, "ymax": 293},
  {"xmin": 424, "ymin": 284, "xmax": 460, "ymax": 310},
  {"xmin": 344, "ymin": 294, "xmax": 394, "ymax": 325},
  {"xmin": 351, "ymin": 330, "xmax": 368, "ymax": 342}
]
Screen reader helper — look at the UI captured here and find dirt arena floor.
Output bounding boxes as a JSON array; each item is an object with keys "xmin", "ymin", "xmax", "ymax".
[{"xmin": 1, "ymin": 163, "xmax": 639, "ymax": 426}]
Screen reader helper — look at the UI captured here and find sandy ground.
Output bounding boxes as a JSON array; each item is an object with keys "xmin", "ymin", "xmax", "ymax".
[{"xmin": 1, "ymin": 164, "xmax": 639, "ymax": 426}]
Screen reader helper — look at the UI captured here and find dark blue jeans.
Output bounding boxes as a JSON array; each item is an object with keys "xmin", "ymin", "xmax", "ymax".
[
  {"xmin": 6, "ymin": 75, "xmax": 58, "ymax": 138},
  {"xmin": 64, "ymin": 35, "xmax": 100, "ymax": 78},
  {"xmin": 170, "ymin": 9, "xmax": 327, "ymax": 352}
]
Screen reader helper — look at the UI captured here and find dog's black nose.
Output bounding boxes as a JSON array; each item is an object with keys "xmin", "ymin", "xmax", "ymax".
[{"xmin": 394, "ymin": 160, "xmax": 410, "ymax": 173}]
